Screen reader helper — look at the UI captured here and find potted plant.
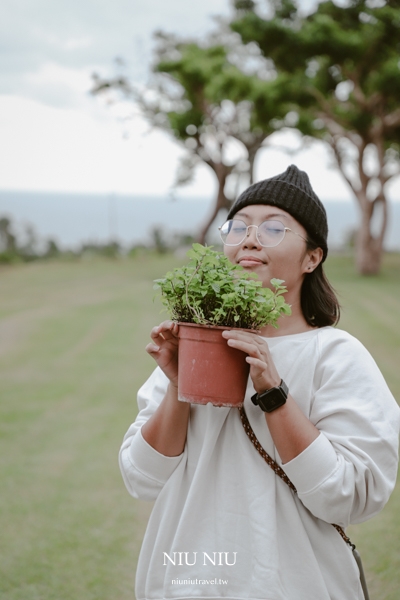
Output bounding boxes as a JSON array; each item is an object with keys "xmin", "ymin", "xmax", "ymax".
[{"xmin": 154, "ymin": 243, "xmax": 291, "ymax": 407}]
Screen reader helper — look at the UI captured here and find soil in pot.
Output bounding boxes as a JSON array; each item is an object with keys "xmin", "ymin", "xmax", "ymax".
[{"xmin": 178, "ymin": 322, "xmax": 255, "ymax": 407}]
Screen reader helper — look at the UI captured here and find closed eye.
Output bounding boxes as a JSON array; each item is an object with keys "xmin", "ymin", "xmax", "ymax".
[{"xmin": 261, "ymin": 223, "xmax": 285, "ymax": 236}]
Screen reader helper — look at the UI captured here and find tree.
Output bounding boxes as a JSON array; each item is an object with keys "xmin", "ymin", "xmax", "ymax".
[
  {"xmin": 232, "ymin": 0, "xmax": 400, "ymax": 274},
  {"xmin": 0, "ymin": 217, "xmax": 17, "ymax": 253},
  {"xmin": 44, "ymin": 239, "xmax": 61, "ymax": 259},
  {"xmin": 92, "ymin": 27, "xmax": 295, "ymax": 243}
]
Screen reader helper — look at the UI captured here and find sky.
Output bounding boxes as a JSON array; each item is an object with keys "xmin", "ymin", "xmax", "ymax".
[{"xmin": 1, "ymin": 0, "xmax": 399, "ymax": 203}]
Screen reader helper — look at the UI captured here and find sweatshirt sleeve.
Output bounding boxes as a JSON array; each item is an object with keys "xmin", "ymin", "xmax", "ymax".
[
  {"xmin": 282, "ymin": 330, "xmax": 400, "ymax": 528},
  {"xmin": 119, "ymin": 367, "xmax": 185, "ymax": 501}
]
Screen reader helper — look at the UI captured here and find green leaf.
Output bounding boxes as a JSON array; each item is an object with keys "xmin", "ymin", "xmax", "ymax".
[
  {"xmin": 270, "ymin": 278, "xmax": 285, "ymax": 287},
  {"xmin": 191, "ymin": 243, "xmax": 209, "ymax": 255}
]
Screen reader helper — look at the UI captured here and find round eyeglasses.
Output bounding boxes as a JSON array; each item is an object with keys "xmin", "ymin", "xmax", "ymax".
[{"xmin": 218, "ymin": 219, "xmax": 307, "ymax": 248}]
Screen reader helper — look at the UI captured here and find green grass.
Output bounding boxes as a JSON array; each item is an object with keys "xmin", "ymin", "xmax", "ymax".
[
  {"xmin": 325, "ymin": 254, "xmax": 400, "ymax": 600},
  {"xmin": 0, "ymin": 252, "xmax": 399, "ymax": 600}
]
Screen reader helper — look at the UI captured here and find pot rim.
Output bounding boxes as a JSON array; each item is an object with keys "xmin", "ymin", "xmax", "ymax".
[{"xmin": 177, "ymin": 321, "xmax": 259, "ymax": 334}]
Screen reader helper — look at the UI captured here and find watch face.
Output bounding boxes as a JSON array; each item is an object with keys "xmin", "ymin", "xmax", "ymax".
[
  {"xmin": 251, "ymin": 380, "xmax": 288, "ymax": 412},
  {"xmin": 258, "ymin": 384, "xmax": 287, "ymax": 413},
  {"xmin": 266, "ymin": 394, "xmax": 286, "ymax": 411}
]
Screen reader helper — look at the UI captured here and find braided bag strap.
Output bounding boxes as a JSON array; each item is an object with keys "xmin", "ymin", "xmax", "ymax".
[{"xmin": 238, "ymin": 406, "xmax": 355, "ymax": 550}]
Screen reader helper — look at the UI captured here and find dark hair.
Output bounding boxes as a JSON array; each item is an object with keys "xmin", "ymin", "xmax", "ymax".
[{"xmin": 301, "ymin": 238, "xmax": 340, "ymax": 327}]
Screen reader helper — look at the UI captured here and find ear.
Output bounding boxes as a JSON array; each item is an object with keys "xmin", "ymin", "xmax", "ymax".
[{"xmin": 303, "ymin": 247, "xmax": 323, "ymax": 274}]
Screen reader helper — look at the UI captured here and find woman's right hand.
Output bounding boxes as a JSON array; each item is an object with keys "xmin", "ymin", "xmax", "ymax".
[
  {"xmin": 146, "ymin": 320, "xmax": 179, "ymax": 387},
  {"xmin": 143, "ymin": 321, "xmax": 189, "ymax": 456}
]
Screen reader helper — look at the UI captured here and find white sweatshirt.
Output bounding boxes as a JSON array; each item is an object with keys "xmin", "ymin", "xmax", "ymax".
[{"xmin": 119, "ymin": 327, "xmax": 400, "ymax": 600}]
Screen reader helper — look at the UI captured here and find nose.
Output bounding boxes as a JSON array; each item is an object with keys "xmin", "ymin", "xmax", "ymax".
[{"xmin": 243, "ymin": 224, "xmax": 260, "ymax": 248}]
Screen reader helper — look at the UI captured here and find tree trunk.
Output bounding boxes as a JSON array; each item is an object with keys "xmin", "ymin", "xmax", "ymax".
[
  {"xmin": 196, "ymin": 163, "xmax": 232, "ymax": 244},
  {"xmin": 328, "ymin": 135, "xmax": 389, "ymax": 276},
  {"xmin": 355, "ymin": 195, "xmax": 388, "ymax": 275}
]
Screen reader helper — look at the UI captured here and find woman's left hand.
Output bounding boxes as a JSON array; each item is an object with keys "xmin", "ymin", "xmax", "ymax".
[
  {"xmin": 222, "ymin": 329, "xmax": 320, "ymax": 463},
  {"xmin": 222, "ymin": 330, "xmax": 281, "ymax": 394}
]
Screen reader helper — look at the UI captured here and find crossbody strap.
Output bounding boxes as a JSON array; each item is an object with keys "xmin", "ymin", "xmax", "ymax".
[
  {"xmin": 238, "ymin": 406, "xmax": 371, "ymax": 600},
  {"xmin": 238, "ymin": 406, "xmax": 354, "ymax": 547}
]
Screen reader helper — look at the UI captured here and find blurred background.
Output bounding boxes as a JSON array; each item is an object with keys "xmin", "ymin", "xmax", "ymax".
[{"xmin": 1, "ymin": 1, "xmax": 400, "ymax": 599}]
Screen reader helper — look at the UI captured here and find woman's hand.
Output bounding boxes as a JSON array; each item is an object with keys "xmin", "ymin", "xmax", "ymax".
[
  {"xmin": 222, "ymin": 329, "xmax": 320, "ymax": 464},
  {"xmin": 143, "ymin": 321, "xmax": 189, "ymax": 457},
  {"xmin": 146, "ymin": 321, "xmax": 179, "ymax": 387},
  {"xmin": 221, "ymin": 330, "xmax": 281, "ymax": 393}
]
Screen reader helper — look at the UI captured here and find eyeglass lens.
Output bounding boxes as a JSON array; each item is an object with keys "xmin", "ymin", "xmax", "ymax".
[{"xmin": 220, "ymin": 219, "xmax": 286, "ymax": 247}]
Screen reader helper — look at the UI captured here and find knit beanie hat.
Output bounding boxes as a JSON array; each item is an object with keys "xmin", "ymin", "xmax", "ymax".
[{"xmin": 227, "ymin": 164, "xmax": 328, "ymax": 261}]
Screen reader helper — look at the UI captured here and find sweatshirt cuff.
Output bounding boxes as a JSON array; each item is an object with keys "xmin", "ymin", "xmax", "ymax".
[
  {"xmin": 281, "ymin": 433, "xmax": 339, "ymax": 495},
  {"xmin": 128, "ymin": 428, "xmax": 184, "ymax": 484}
]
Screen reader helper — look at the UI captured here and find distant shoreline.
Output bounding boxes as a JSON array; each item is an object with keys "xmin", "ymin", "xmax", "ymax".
[{"xmin": 1, "ymin": 190, "xmax": 399, "ymax": 251}]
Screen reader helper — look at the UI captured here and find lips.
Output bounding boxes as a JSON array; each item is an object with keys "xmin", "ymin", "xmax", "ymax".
[{"xmin": 238, "ymin": 256, "xmax": 265, "ymax": 267}]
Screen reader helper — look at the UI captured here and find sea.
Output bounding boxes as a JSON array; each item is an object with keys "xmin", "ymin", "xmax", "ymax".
[{"xmin": 0, "ymin": 190, "xmax": 399, "ymax": 251}]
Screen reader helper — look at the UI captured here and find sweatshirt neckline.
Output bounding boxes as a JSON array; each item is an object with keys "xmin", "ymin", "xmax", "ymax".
[{"xmin": 262, "ymin": 326, "xmax": 332, "ymax": 342}]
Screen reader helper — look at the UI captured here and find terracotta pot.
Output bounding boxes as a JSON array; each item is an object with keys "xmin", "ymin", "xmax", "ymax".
[{"xmin": 177, "ymin": 322, "xmax": 255, "ymax": 407}]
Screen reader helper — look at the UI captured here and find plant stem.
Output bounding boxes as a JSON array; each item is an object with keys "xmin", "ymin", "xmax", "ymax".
[{"xmin": 185, "ymin": 259, "xmax": 207, "ymax": 324}]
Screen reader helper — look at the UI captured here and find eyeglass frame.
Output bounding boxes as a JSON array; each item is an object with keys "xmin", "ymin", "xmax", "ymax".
[{"xmin": 218, "ymin": 218, "xmax": 308, "ymax": 248}]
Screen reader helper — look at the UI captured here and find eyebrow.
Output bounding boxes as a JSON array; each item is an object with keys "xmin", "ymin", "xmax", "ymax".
[{"xmin": 235, "ymin": 211, "xmax": 289, "ymax": 220}]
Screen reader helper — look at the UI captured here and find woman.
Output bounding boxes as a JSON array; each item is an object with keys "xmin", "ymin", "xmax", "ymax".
[{"xmin": 119, "ymin": 165, "xmax": 400, "ymax": 600}]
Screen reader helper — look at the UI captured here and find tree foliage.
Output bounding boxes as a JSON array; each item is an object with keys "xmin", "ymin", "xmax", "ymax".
[
  {"xmin": 92, "ymin": 27, "xmax": 296, "ymax": 243},
  {"xmin": 232, "ymin": 0, "xmax": 400, "ymax": 274}
]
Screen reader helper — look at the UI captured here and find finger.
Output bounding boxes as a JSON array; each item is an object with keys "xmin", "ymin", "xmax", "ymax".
[
  {"xmin": 226, "ymin": 338, "xmax": 266, "ymax": 359},
  {"xmin": 150, "ymin": 325, "xmax": 162, "ymax": 340},
  {"xmin": 222, "ymin": 329, "xmax": 258, "ymax": 339},
  {"xmin": 159, "ymin": 328, "xmax": 179, "ymax": 342},
  {"xmin": 146, "ymin": 343, "xmax": 160, "ymax": 354},
  {"xmin": 159, "ymin": 320, "xmax": 178, "ymax": 331},
  {"xmin": 150, "ymin": 321, "xmax": 178, "ymax": 341},
  {"xmin": 222, "ymin": 329, "xmax": 265, "ymax": 347},
  {"xmin": 150, "ymin": 326, "xmax": 170, "ymax": 343},
  {"xmin": 246, "ymin": 356, "xmax": 267, "ymax": 369}
]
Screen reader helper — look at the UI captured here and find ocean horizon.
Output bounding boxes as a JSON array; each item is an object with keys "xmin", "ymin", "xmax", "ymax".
[{"xmin": 1, "ymin": 189, "xmax": 399, "ymax": 251}]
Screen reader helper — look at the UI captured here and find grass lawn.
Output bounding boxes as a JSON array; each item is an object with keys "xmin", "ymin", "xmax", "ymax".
[
  {"xmin": 0, "ymin": 252, "xmax": 399, "ymax": 600},
  {"xmin": 325, "ymin": 253, "xmax": 400, "ymax": 600}
]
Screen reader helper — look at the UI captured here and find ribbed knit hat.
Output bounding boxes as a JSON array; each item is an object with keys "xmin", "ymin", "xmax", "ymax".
[{"xmin": 227, "ymin": 164, "xmax": 328, "ymax": 261}]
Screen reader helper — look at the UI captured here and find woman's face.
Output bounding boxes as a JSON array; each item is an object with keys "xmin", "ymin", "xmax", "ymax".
[{"xmin": 223, "ymin": 204, "xmax": 321, "ymax": 304}]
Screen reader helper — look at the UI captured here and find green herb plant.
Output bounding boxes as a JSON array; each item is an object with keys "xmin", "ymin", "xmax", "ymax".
[{"xmin": 154, "ymin": 243, "xmax": 291, "ymax": 329}]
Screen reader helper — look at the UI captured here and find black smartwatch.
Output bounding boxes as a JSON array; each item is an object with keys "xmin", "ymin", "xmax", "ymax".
[{"xmin": 251, "ymin": 379, "xmax": 289, "ymax": 413}]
